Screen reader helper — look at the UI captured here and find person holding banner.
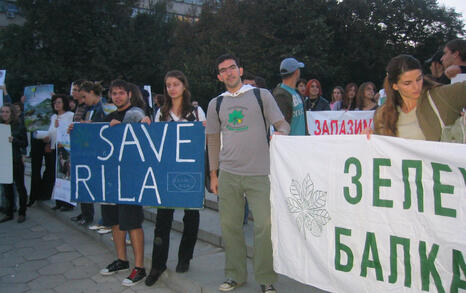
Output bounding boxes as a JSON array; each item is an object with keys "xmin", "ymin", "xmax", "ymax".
[
  {"xmin": 46, "ymin": 94, "xmax": 75, "ymax": 211},
  {"xmin": 374, "ymin": 54, "xmax": 466, "ymax": 141},
  {"xmin": 144, "ymin": 70, "xmax": 203, "ymax": 287},
  {"xmin": 207, "ymin": 54, "xmax": 290, "ymax": 293},
  {"xmin": 98, "ymin": 79, "xmax": 147, "ymax": 287},
  {"xmin": 72, "ymin": 81, "xmax": 107, "ymax": 225},
  {"xmin": 0, "ymin": 104, "xmax": 28, "ymax": 223}
]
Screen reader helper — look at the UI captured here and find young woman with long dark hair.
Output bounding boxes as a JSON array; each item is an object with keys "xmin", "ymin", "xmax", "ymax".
[
  {"xmin": 374, "ymin": 54, "xmax": 466, "ymax": 140},
  {"xmin": 146, "ymin": 70, "xmax": 203, "ymax": 287}
]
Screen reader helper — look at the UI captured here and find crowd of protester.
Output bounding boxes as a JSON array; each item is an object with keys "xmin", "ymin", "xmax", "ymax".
[{"xmin": 0, "ymin": 38, "xmax": 465, "ymax": 293}]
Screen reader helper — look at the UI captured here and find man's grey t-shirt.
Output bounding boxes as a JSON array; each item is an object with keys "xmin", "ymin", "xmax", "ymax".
[{"xmin": 206, "ymin": 86, "xmax": 284, "ymax": 176}]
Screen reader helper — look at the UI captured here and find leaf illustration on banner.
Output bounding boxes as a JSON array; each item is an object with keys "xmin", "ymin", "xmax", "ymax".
[{"xmin": 286, "ymin": 174, "xmax": 331, "ymax": 239}]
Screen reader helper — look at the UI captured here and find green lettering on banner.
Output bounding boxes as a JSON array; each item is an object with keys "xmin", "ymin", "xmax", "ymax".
[
  {"xmin": 451, "ymin": 249, "xmax": 466, "ymax": 292},
  {"xmin": 431, "ymin": 163, "xmax": 456, "ymax": 218},
  {"xmin": 335, "ymin": 227, "xmax": 353, "ymax": 272},
  {"xmin": 373, "ymin": 158, "xmax": 393, "ymax": 208},
  {"xmin": 459, "ymin": 168, "xmax": 466, "ymax": 185},
  {"xmin": 402, "ymin": 160, "xmax": 424, "ymax": 212},
  {"xmin": 360, "ymin": 232, "xmax": 384, "ymax": 281},
  {"xmin": 389, "ymin": 236, "xmax": 412, "ymax": 287},
  {"xmin": 419, "ymin": 241, "xmax": 445, "ymax": 292},
  {"xmin": 343, "ymin": 157, "xmax": 362, "ymax": 204}
]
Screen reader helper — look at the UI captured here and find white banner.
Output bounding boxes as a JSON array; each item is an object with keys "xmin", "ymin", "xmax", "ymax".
[
  {"xmin": 270, "ymin": 135, "xmax": 466, "ymax": 293},
  {"xmin": 52, "ymin": 121, "xmax": 75, "ymax": 206},
  {"xmin": 0, "ymin": 124, "xmax": 12, "ymax": 183},
  {"xmin": 307, "ymin": 110, "xmax": 374, "ymax": 135}
]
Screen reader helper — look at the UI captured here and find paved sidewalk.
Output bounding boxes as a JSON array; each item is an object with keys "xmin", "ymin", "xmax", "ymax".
[{"xmin": 0, "ymin": 207, "xmax": 175, "ymax": 293}]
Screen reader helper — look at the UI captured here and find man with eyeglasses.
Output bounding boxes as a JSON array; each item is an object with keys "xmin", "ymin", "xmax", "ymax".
[{"xmin": 206, "ymin": 53, "xmax": 290, "ymax": 293}]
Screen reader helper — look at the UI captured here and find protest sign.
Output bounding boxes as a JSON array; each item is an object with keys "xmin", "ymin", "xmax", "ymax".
[
  {"xmin": 0, "ymin": 124, "xmax": 12, "ymax": 184},
  {"xmin": 24, "ymin": 84, "xmax": 54, "ymax": 132},
  {"xmin": 71, "ymin": 122, "xmax": 205, "ymax": 208},
  {"xmin": 270, "ymin": 135, "xmax": 466, "ymax": 293},
  {"xmin": 52, "ymin": 120, "xmax": 75, "ymax": 206},
  {"xmin": 306, "ymin": 110, "xmax": 374, "ymax": 135},
  {"xmin": 0, "ymin": 70, "xmax": 5, "ymax": 106}
]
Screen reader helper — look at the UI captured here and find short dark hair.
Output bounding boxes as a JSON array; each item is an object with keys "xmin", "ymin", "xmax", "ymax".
[
  {"xmin": 445, "ymin": 39, "xmax": 466, "ymax": 61},
  {"xmin": 254, "ymin": 76, "xmax": 267, "ymax": 89},
  {"xmin": 80, "ymin": 81, "xmax": 104, "ymax": 96},
  {"xmin": 242, "ymin": 71, "xmax": 255, "ymax": 81},
  {"xmin": 72, "ymin": 79, "xmax": 86, "ymax": 89},
  {"xmin": 215, "ymin": 53, "xmax": 240, "ymax": 72},
  {"xmin": 109, "ymin": 79, "xmax": 130, "ymax": 93},
  {"xmin": 51, "ymin": 94, "xmax": 71, "ymax": 113}
]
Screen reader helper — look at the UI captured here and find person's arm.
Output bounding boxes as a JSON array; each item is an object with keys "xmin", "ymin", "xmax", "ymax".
[
  {"xmin": 272, "ymin": 89, "xmax": 293, "ymax": 124},
  {"xmin": 273, "ymin": 120, "xmax": 290, "ymax": 135},
  {"xmin": 207, "ymin": 132, "xmax": 220, "ymax": 194}
]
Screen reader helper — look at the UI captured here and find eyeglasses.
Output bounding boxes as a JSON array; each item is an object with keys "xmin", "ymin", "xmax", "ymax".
[{"xmin": 219, "ymin": 64, "xmax": 237, "ymax": 74}]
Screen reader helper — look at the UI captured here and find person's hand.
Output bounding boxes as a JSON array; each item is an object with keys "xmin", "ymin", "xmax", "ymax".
[
  {"xmin": 109, "ymin": 119, "xmax": 121, "ymax": 127},
  {"xmin": 445, "ymin": 65, "xmax": 461, "ymax": 79},
  {"xmin": 202, "ymin": 121, "xmax": 207, "ymax": 127},
  {"xmin": 362, "ymin": 127, "xmax": 373, "ymax": 140},
  {"xmin": 8, "ymin": 136, "xmax": 13, "ymax": 143},
  {"xmin": 43, "ymin": 136, "xmax": 50, "ymax": 143},
  {"xmin": 55, "ymin": 119, "xmax": 59, "ymax": 128},
  {"xmin": 210, "ymin": 171, "xmax": 218, "ymax": 195},
  {"xmin": 44, "ymin": 143, "xmax": 51, "ymax": 153},
  {"xmin": 141, "ymin": 116, "xmax": 151, "ymax": 124},
  {"xmin": 67, "ymin": 123, "xmax": 74, "ymax": 134}
]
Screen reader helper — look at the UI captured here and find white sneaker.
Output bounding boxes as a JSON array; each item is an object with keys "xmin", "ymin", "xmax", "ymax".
[
  {"xmin": 88, "ymin": 224, "xmax": 106, "ymax": 231},
  {"xmin": 97, "ymin": 227, "xmax": 112, "ymax": 234}
]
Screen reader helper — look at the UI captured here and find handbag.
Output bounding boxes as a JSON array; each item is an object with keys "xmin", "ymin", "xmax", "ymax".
[{"xmin": 427, "ymin": 91, "xmax": 466, "ymax": 143}]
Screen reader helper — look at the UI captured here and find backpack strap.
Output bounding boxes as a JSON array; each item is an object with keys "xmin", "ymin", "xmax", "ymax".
[
  {"xmin": 427, "ymin": 91, "xmax": 445, "ymax": 129},
  {"xmin": 253, "ymin": 88, "xmax": 270, "ymax": 145},
  {"xmin": 215, "ymin": 95, "xmax": 224, "ymax": 125}
]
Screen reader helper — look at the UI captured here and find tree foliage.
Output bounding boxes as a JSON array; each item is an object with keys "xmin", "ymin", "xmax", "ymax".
[{"xmin": 0, "ymin": 0, "xmax": 463, "ymax": 106}]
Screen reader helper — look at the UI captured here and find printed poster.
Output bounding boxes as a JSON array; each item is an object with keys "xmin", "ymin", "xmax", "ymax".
[{"xmin": 24, "ymin": 84, "xmax": 54, "ymax": 132}]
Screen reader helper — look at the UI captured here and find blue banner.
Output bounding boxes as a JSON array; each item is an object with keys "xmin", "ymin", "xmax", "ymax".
[{"xmin": 70, "ymin": 122, "xmax": 205, "ymax": 208}]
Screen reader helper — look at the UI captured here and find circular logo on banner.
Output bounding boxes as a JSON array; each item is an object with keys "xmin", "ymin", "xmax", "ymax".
[{"xmin": 172, "ymin": 173, "xmax": 196, "ymax": 191}]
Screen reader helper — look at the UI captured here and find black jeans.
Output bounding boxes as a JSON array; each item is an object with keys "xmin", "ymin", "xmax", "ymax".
[
  {"xmin": 4, "ymin": 161, "xmax": 27, "ymax": 217},
  {"xmin": 29, "ymin": 138, "xmax": 45, "ymax": 201},
  {"xmin": 150, "ymin": 208, "xmax": 199, "ymax": 271},
  {"xmin": 80, "ymin": 203, "xmax": 94, "ymax": 222}
]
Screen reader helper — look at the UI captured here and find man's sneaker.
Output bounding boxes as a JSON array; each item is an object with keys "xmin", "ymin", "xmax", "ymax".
[
  {"xmin": 97, "ymin": 227, "xmax": 112, "ymax": 234},
  {"xmin": 218, "ymin": 279, "xmax": 239, "ymax": 292},
  {"xmin": 260, "ymin": 284, "xmax": 277, "ymax": 293},
  {"xmin": 122, "ymin": 267, "xmax": 146, "ymax": 286},
  {"xmin": 100, "ymin": 259, "xmax": 129, "ymax": 276},
  {"xmin": 88, "ymin": 224, "xmax": 106, "ymax": 230}
]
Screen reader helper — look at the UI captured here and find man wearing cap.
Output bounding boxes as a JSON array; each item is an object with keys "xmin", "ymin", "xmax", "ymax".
[
  {"xmin": 425, "ymin": 49, "xmax": 449, "ymax": 84},
  {"xmin": 441, "ymin": 38, "xmax": 466, "ymax": 81},
  {"xmin": 272, "ymin": 58, "xmax": 308, "ymax": 135}
]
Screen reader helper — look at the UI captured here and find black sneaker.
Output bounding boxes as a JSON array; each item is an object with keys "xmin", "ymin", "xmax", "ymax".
[
  {"xmin": 100, "ymin": 259, "xmax": 130, "ymax": 275},
  {"xmin": 71, "ymin": 214, "xmax": 83, "ymax": 222},
  {"xmin": 122, "ymin": 267, "xmax": 146, "ymax": 286},
  {"xmin": 260, "ymin": 284, "xmax": 277, "ymax": 293},
  {"xmin": 145, "ymin": 268, "xmax": 165, "ymax": 286},
  {"xmin": 176, "ymin": 260, "xmax": 190, "ymax": 273}
]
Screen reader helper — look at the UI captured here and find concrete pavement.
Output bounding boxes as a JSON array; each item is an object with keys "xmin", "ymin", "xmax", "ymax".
[{"xmin": 0, "ymin": 206, "xmax": 175, "ymax": 293}]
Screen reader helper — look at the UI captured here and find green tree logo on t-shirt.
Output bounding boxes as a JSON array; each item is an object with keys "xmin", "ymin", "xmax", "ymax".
[{"xmin": 228, "ymin": 110, "xmax": 244, "ymax": 125}]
